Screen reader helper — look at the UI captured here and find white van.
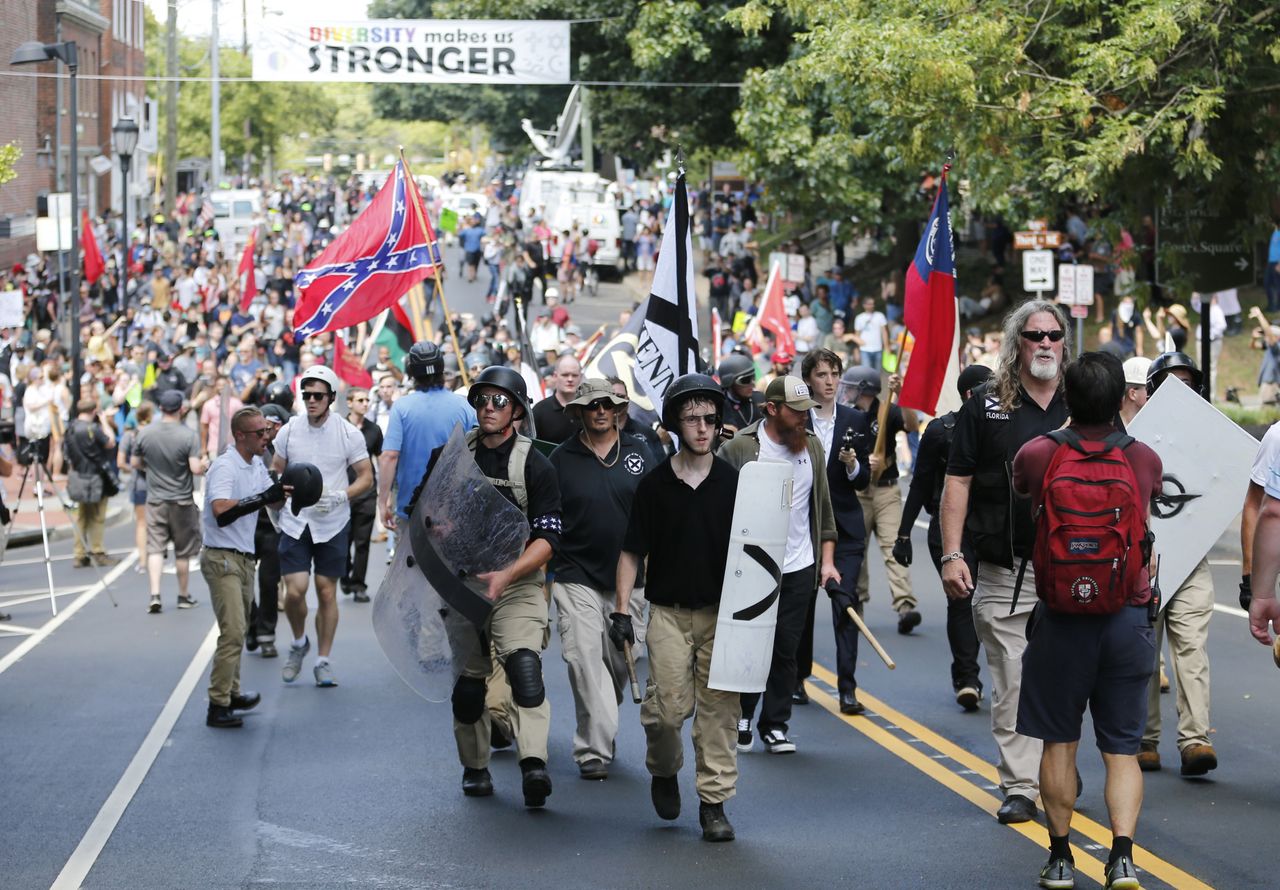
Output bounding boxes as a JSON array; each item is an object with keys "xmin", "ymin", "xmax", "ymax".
[
  {"xmin": 210, "ymin": 188, "xmax": 263, "ymax": 255},
  {"xmin": 519, "ymin": 167, "xmax": 622, "ymax": 271}
]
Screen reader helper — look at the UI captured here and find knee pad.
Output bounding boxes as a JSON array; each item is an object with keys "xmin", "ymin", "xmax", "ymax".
[
  {"xmin": 451, "ymin": 676, "xmax": 487, "ymax": 724},
  {"xmin": 505, "ymin": 649, "xmax": 545, "ymax": 708}
]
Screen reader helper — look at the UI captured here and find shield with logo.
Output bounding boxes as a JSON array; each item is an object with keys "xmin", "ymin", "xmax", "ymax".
[{"xmin": 372, "ymin": 423, "xmax": 531, "ymax": 701}]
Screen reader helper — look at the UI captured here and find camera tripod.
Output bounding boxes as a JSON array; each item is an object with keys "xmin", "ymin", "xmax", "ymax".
[{"xmin": 0, "ymin": 452, "xmax": 118, "ymax": 617}]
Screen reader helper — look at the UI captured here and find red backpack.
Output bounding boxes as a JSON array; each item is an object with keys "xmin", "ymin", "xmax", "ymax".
[{"xmin": 1026, "ymin": 429, "xmax": 1148, "ymax": 615}]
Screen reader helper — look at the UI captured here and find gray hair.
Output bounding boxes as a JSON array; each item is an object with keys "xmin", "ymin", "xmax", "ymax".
[{"xmin": 991, "ymin": 299, "xmax": 1071, "ymax": 412}]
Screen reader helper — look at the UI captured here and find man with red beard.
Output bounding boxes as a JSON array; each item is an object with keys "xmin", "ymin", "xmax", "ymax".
[{"xmin": 720, "ymin": 376, "xmax": 840, "ymax": 755}]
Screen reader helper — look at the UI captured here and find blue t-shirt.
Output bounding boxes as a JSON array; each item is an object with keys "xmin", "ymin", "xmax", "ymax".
[
  {"xmin": 460, "ymin": 225, "xmax": 485, "ymax": 253},
  {"xmin": 384, "ymin": 387, "xmax": 477, "ymax": 516},
  {"xmin": 1269, "ymin": 230, "xmax": 1280, "ymax": 264}
]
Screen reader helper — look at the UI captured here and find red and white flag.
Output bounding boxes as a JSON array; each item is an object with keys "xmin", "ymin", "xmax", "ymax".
[
  {"xmin": 237, "ymin": 228, "xmax": 258, "ymax": 312},
  {"xmin": 744, "ymin": 260, "xmax": 795, "ymax": 357},
  {"xmin": 333, "ymin": 332, "xmax": 373, "ymax": 388}
]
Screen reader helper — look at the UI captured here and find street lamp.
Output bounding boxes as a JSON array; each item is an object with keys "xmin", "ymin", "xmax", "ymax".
[
  {"xmin": 12, "ymin": 40, "xmax": 82, "ymax": 403},
  {"xmin": 112, "ymin": 117, "xmax": 139, "ymax": 309}
]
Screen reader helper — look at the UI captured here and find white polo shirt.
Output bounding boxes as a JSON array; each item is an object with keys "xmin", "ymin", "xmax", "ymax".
[
  {"xmin": 274, "ymin": 412, "xmax": 369, "ymax": 543},
  {"xmin": 202, "ymin": 447, "xmax": 273, "ymax": 554}
]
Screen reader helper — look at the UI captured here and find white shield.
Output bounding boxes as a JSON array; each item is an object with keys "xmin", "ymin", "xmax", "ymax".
[
  {"xmin": 1126, "ymin": 380, "xmax": 1257, "ymax": 604},
  {"xmin": 709, "ymin": 459, "xmax": 794, "ymax": 692}
]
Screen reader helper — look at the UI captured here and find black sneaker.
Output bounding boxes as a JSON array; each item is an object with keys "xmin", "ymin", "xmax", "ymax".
[
  {"xmin": 259, "ymin": 641, "xmax": 278, "ymax": 659},
  {"xmin": 353, "ymin": 590, "xmax": 371, "ymax": 603},
  {"xmin": 245, "ymin": 627, "xmax": 259, "ymax": 652},
  {"xmin": 1038, "ymin": 854, "xmax": 1075, "ymax": 889},
  {"xmin": 897, "ymin": 608, "xmax": 922, "ymax": 634},
  {"xmin": 761, "ymin": 728, "xmax": 796, "ymax": 754},
  {"xmin": 698, "ymin": 801, "xmax": 735, "ymax": 842},
  {"xmin": 996, "ymin": 794, "xmax": 1037, "ymax": 824},
  {"xmin": 520, "ymin": 757, "xmax": 552, "ymax": 808},
  {"xmin": 147, "ymin": 596, "xmax": 162, "ymax": 614},
  {"xmin": 955, "ymin": 686, "xmax": 982, "ymax": 712},
  {"xmin": 206, "ymin": 703, "xmax": 243, "ymax": 728},
  {"xmin": 462, "ymin": 767, "xmax": 493, "ymax": 797},
  {"xmin": 792, "ymin": 686, "xmax": 810, "ymax": 705},
  {"xmin": 177, "ymin": 595, "xmax": 199, "ymax": 610},
  {"xmin": 1103, "ymin": 855, "xmax": 1139, "ymax": 890},
  {"xmin": 735, "ymin": 719, "xmax": 753, "ymax": 752},
  {"xmin": 650, "ymin": 775, "xmax": 680, "ymax": 820}
]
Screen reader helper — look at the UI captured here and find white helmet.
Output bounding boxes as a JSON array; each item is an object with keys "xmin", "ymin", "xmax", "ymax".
[{"xmin": 299, "ymin": 364, "xmax": 340, "ymax": 394}]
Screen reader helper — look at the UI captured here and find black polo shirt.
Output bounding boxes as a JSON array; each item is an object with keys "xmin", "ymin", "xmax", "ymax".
[
  {"xmin": 947, "ymin": 381, "xmax": 1068, "ymax": 566},
  {"xmin": 550, "ymin": 432, "xmax": 653, "ymax": 590},
  {"xmin": 531, "ymin": 395, "xmax": 579, "ymax": 444},
  {"xmin": 623, "ymin": 457, "xmax": 739, "ymax": 608}
]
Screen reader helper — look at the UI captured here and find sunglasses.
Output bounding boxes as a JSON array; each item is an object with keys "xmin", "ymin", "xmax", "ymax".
[
  {"xmin": 584, "ymin": 399, "xmax": 616, "ymax": 413},
  {"xmin": 300, "ymin": 391, "xmax": 329, "ymax": 401},
  {"xmin": 1020, "ymin": 329, "xmax": 1065, "ymax": 343},
  {"xmin": 472, "ymin": 392, "xmax": 512, "ymax": 409},
  {"xmin": 679, "ymin": 413, "xmax": 719, "ymax": 428},
  {"xmin": 238, "ymin": 426, "xmax": 269, "ymax": 437}
]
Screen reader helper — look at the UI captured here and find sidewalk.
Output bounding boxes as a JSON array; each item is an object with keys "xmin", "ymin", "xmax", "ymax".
[{"xmin": 2, "ymin": 467, "xmax": 129, "ymax": 548}]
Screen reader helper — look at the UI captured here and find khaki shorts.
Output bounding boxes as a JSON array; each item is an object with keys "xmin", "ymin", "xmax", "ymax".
[{"xmin": 146, "ymin": 501, "xmax": 202, "ymax": 559}]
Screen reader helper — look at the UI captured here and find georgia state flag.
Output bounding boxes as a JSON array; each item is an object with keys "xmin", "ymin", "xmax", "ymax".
[{"xmin": 899, "ymin": 169, "xmax": 960, "ymax": 416}]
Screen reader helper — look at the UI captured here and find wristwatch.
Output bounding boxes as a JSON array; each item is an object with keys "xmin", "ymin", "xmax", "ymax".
[{"xmin": 939, "ymin": 551, "xmax": 964, "ymax": 565}]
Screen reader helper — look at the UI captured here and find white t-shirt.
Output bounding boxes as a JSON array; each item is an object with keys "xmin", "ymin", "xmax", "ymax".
[
  {"xmin": 854, "ymin": 310, "xmax": 888, "ymax": 352},
  {"xmin": 758, "ymin": 421, "xmax": 815, "ymax": 572},
  {"xmin": 1253, "ymin": 421, "xmax": 1280, "ymax": 497},
  {"xmin": 274, "ymin": 412, "xmax": 369, "ymax": 543}
]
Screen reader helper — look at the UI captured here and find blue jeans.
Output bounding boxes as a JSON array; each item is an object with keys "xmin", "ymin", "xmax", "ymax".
[
  {"xmin": 863, "ymin": 351, "xmax": 882, "ymax": 371},
  {"xmin": 1265, "ymin": 263, "xmax": 1280, "ymax": 312}
]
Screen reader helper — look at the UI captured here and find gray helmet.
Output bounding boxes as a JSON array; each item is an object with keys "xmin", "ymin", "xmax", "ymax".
[
  {"xmin": 281, "ymin": 461, "xmax": 323, "ymax": 515},
  {"xmin": 717, "ymin": 353, "xmax": 755, "ymax": 388},
  {"xmin": 661, "ymin": 373, "xmax": 725, "ymax": 432},
  {"xmin": 260, "ymin": 403, "xmax": 291, "ymax": 425},
  {"xmin": 464, "ymin": 349, "xmax": 491, "ymax": 372},
  {"xmin": 442, "ymin": 352, "xmax": 460, "ymax": 375},
  {"xmin": 468, "ymin": 365, "xmax": 531, "ymax": 419},
  {"xmin": 841, "ymin": 365, "xmax": 882, "ymax": 397},
  {"xmin": 406, "ymin": 341, "xmax": 443, "ymax": 380},
  {"xmin": 264, "ymin": 380, "xmax": 294, "ymax": 411},
  {"xmin": 1147, "ymin": 351, "xmax": 1202, "ymax": 395}
]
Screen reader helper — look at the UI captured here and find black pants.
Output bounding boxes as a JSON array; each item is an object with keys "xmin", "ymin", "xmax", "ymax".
[
  {"xmin": 927, "ymin": 518, "xmax": 982, "ymax": 691},
  {"xmin": 344, "ymin": 494, "xmax": 377, "ymax": 591},
  {"xmin": 796, "ymin": 539, "xmax": 865, "ymax": 697},
  {"xmin": 251, "ymin": 515, "xmax": 281, "ymax": 643},
  {"xmin": 741, "ymin": 564, "xmax": 816, "ymax": 734}
]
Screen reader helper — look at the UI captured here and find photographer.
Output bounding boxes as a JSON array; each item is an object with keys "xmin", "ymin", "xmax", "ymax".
[
  {"xmin": 65, "ymin": 398, "xmax": 119, "ymax": 568},
  {"xmin": 1248, "ymin": 306, "xmax": 1280, "ymax": 406}
]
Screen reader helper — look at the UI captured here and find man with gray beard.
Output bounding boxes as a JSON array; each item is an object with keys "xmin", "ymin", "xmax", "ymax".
[{"xmin": 940, "ymin": 300, "xmax": 1071, "ymax": 825}]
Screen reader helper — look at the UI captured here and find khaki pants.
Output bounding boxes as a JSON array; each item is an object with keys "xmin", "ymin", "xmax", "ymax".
[
  {"xmin": 73, "ymin": 499, "xmax": 108, "ymax": 560},
  {"xmin": 453, "ymin": 577, "xmax": 551, "ymax": 768},
  {"xmin": 552, "ymin": 581, "xmax": 648, "ymax": 765},
  {"xmin": 856, "ymin": 483, "xmax": 915, "ymax": 611},
  {"xmin": 972, "ymin": 562, "xmax": 1042, "ymax": 800},
  {"xmin": 1144, "ymin": 558, "xmax": 1214, "ymax": 750},
  {"xmin": 202, "ymin": 548, "xmax": 255, "ymax": 707},
  {"xmin": 641, "ymin": 604, "xmax": 740, "ymax": 805}
]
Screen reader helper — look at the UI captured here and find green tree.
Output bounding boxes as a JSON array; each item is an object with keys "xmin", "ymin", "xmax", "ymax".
[
  {"xmin": 729, "ymin": 0, "xmax": 1280, "ymax": 231},
  {"xmin": 0, "ymin": 142, "xmax": 20, "ymax": 188}
]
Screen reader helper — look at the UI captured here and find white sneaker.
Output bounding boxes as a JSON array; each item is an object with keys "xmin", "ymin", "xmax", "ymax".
[
  {"xmin": 736, "ymin": 719, "xmax": 753, "ymax": 752},
  {"xmin": 761, "ymin": 728, "xmax": 796, "ymax": 755},
  {"xmin": 282, "ymin": 637, "xmax": 310, "ymax": 683}
]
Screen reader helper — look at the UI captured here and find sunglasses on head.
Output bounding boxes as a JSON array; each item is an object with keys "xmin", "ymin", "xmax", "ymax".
[
  {"xmin": 300, "ymin": 390, "xmax": 329, "ymax": 401},
  {"xmin": 1019, "ymin": 329, "xmax": 1065, "ymax": 343},
  {"xmin": 472, "ymin": 392, "xmax": 512, "ymax": 409}
]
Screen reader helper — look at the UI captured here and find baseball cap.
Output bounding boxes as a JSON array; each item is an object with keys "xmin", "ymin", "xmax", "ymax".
[
  {"xmin": 1123, "ymin": 356, "xmax": 1152, "ymax": 386},
  {"xmin": 765, "ymin": 375, "xmax": 819, "ymax": 411},
  {"xmin": 159, "ymin": 390, "xmax": 184, "ymax": 413}
]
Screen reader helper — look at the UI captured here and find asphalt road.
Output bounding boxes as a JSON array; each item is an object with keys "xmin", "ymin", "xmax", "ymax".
[{"xmin": 4, "ymin": 253, "xmax": 1278, "ymax": 888}]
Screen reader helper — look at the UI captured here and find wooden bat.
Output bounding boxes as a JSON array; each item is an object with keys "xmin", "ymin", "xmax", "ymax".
[
  {"xmin": 869, "ymin": 332, "xmax": 907, "ymax": 484},
  {"xmin": 624, "ymin": 641, "xmax": 642, "ymax": 702},
  {"xmin": 1272, "ymin": 636, "xmax": 1280, "ymax": 671},
  {"xmin": 846, "ymin": 606, "xmax": 896, "ymax": 670}
]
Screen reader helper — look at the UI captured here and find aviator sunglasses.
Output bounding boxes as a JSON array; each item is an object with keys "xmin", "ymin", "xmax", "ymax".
[{"xmin": 472, "ymin": 393, "xmax": 512, "ymax": 409}]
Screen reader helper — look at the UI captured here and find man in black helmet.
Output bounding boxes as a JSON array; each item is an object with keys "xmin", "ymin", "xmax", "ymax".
[
  {"xmin": 247, "ymin": 403, "xmax": 289, "ymax": 658},
  {"xmin": 425, "ymin": 365, "xmax": 562, "ymax": 809},
  {"xmin": 718, "ymin": 352, "xmax": 764, "ymax": 437},
  {"xmin": 378, "ymin": 341, "xmax": 475, "ymax": 533},
  {"xmin": 894, "ymin": 364, "xmax": 992, "ymax": 711},
  {"xmin": 615, "ymin": 374, "xmax": 741, "ymax": 841},
  {"xmin": 1136, "ymin": 352, "xmax": 1219, "ymax": 778}
]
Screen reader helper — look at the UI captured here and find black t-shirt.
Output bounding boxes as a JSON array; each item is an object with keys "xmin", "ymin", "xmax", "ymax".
[
  {"xmin": 863, "ymin": 397, "xmax": 906, "ymax": 483},
  {"xmin": 474, "ymin": 433, "xmax": 562, "ymax": 552},
  {"xmin": 623, "ymin": 457, "xmax": 738, "ymax": 608},
  {"xmin": 947, "ymin": 381, "xmax": 1068, "ymax": 566},
  {"xmin": 347, "ymin": 416, "xmax": 383, "ymax": 499},
  {"xmin": 531, "ymin": 396, "xmax": 578, "ymax": 445},
  {"xmin": 549, "ymin": 433, "xmax": 653, "ymax": 590},
  {"xmin": 722, "ymin": 388, "xmax": 764, "ymax": 432}
]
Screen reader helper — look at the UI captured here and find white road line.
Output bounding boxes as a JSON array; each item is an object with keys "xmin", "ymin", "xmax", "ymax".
[
  {"xmin": 0, "ymin": 553, "xmax": 137, "ymax": 678},
  {"xmin": 0, "ymin": 622, "xmax": 39, "ymax": 636},
  {"xmin": 1, "ymin": 548, "xmax": 132, "ymax": 567},
  {"xmin": 51, "ymin": 622, "xmax": 218, "ymax": 890},
  {"xmin": 0, "ymin": 586, "xmax": 92, "ymax": 607}
]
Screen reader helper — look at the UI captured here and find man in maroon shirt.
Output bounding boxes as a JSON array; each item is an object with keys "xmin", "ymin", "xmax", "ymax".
[{"xmin": 1011, "ymin": 351, "xmax": 1161, "ymax": 890}]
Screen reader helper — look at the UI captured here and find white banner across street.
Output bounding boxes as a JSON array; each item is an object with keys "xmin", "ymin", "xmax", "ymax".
[{"xmin": 252, "ymin": 19, "xmax": 571, "ymax": 85}]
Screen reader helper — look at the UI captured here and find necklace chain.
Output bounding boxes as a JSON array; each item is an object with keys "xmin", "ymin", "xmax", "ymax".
[{"xmin": 581, "ymin": 431, "xmax": 620, "ymax": 468}]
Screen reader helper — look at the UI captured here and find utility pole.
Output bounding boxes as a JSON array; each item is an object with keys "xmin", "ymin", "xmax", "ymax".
[
  {"xmin": 579, "ymin": 86, "xmax": 593, "ymax": 174},
  {"xmin": 164, "ymin": 0, "xmax": 178, "ymax": 212},
  {"xmin": 211, "ymin": 0, "xmax": 222, "ymax": 187},
  {"xmin": 242, "ymin": 0, "xmax": 248, "ymax": 55}
]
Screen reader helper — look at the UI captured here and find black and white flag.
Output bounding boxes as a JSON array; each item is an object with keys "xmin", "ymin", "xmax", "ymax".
[{"xmin": 636, "ymin": 173, "xmax": 698, "ymax": 420}]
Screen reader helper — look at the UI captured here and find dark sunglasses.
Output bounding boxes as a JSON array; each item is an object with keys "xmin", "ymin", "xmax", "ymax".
[
  {"xmin": 1019, "ymin": 329, "xmax": 1065, "ymax": 343},
  {"xmin": 300, "ymin": 390, "xmax": 329, "ymax": 401},
  {"xmin": 584, "ymin": 399, "xmax": 616, "ymax": 412},
  {"xmin": 472, "ymin": 392, "xmax": 512, "ymax": 409},
  {"xmin": 238, "ymin": 426, "xmax": 269, "ymax": 437}
]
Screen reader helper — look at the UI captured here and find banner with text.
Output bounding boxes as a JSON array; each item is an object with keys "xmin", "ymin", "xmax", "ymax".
[{"xmin": 253, "ymin": 19, "xmax": 571, "ymax": 85}]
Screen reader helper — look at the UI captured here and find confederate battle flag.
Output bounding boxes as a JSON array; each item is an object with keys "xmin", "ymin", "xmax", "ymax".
[
  {"xmin": 292, "ymin": 159, "xmax": 441, "ymax": 340},
  {"xmin": 898, "ymin": 165, "xmax": 960, "ymax": 416}
]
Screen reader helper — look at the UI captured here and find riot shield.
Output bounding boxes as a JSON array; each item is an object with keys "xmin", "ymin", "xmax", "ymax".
[{"xmin": 372, "ymin": 424, "xmax": 531, "ymax": 702}]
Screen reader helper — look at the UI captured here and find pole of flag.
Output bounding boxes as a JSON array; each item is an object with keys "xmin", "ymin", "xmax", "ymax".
[
  {"xmin": 870, "ymin": 328, "xmax": 908, "ymax": 485},
  {"xmin": 397, "ymin": 147, "xmax": 471, "ymax": 388}
]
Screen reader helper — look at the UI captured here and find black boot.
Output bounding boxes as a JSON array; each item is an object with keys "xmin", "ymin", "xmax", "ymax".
[
  {"xmin": 651, "ymin": 775, "xmax": 680, "ymax": 820},
  {"xmin": 520, "ymin": 758, "xmax": 552, "ymax": 808},
  {"xmin": 229, "ymin": 690, "xmax": 261, "ymax": 712},
  {"xmin": 462, "ymin": 767, "xmax": 493, "ymax": 797},
  {"xmin": 699, "ymin": 801, "xmax": 736, "ymax": 842},
  {"xmin": 206, "ymin": 703, "xmax": 243, "ymax": 728}
]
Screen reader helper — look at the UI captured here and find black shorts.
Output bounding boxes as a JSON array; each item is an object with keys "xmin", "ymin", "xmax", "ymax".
[
  {"xmin": 278, "ymin": 523, "xmax": 350, "ymax": 579},
  {"xmin": 1017, "ymin": 603, "xmax": 1155, "ymax": 754},
  {"xmin": 464, "ymin": 249, "xmax": 482, "ymax": 268}
]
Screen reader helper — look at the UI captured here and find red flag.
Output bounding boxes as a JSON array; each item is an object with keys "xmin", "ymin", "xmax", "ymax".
[
  {"xmin": 237, "ymin": 229, "xmax": 258, "ymax": 312},
  {"xmin": 292, "ymin": 159, "xmax": 441, "ymax": 340},
  {"xmin": 745, "ymin": 260, "xmax": 795, "ymax": 356},
  {"xmin": 899, "ymin": 166, "xmax": 960, "ymax": 415},
  {"xmin": 333, "ymin": 333, "xmax": 373, "ymax": 388},
  {"xmin": 81, "ymin": 210, "xmax": 104, "ymax": 284},
  {"xmin": 711, "ymin": 306, "xmax": 723, "ymax": 363}
]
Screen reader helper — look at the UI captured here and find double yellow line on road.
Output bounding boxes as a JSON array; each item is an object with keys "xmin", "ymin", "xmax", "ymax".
[{"xmin": 807, "ymin": 663, "xmax": 1211, "ymax": 890}]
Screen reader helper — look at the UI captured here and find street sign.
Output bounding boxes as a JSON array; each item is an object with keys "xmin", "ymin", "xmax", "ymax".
[
  {"xmin": 47, "ymin": 192, "xmax": 72, "ymax": 220},
  {"xmin": 1070, "ymin": 303, "xmax": 1089, "ymax": 319},
  {"xmin": 1022, "ymin": 249, "xmax": 1054, "ymax": 292},
  {"xmin": 1015, "ymin": 230, "xmax": 1064, "ymax": 250},
  {"xmin": 1157, "ymin": 195, "xmax": 1254, "ymax": 292},
  {"xmin": 1057, "ymin": 264, "xmax": 1095, "ymax": 305}
]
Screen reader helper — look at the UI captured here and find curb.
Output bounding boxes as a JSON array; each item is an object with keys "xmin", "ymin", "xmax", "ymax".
[{"xmin": 6, "ymin": 496, "xmax": 131, "ymax": 549}]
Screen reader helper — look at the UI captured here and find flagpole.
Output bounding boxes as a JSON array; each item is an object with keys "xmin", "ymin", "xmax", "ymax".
[
  {"xmin": 362, "ymin": 308, "xmax": 388, "ymax": 365},
  {"xmin": 398, "ymin": 147, "xmax": 470, "ymax": 388},
  {"xmin": 870, "ymin": 328, "xmax": 908, "ymax": 484}
]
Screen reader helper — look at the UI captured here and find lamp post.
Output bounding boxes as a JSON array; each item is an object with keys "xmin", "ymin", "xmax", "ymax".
[
  {"xmin": 112, "ymin": 117, "xmax": 139, "ymax": 311},
  {"xmin": 12, "ymin": 40, "xmax": 81, "ymax": 403}
]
